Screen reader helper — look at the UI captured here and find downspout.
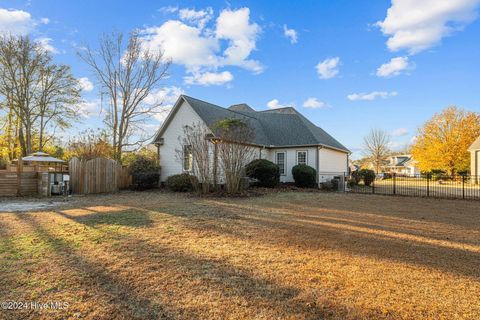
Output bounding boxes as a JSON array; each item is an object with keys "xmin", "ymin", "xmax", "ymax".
[{"xmin": 316, "ymin": 146, "xmax": 321, "ymax": 187}]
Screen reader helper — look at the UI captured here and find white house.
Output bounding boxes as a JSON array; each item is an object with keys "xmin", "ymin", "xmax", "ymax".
[
  {"xmin": 382, "ymin": 155, "xmax": 421, "ymax": 176},
  {"xmin": 153, "ymin": 95, "xmax": 350, "ymax": 186},
  {"xmin": 469, "ymin": 136, "xmax": 480, "ymax": 183}
]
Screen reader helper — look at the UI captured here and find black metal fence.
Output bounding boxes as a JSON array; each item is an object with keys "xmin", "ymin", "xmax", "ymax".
[{"xmin": 348, "ymin": 173, "xmax": 480, "ymax": 200}]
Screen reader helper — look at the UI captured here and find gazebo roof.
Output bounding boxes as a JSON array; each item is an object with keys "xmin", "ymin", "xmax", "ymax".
[{"xmin": 20, "ymin": 152, "xmax": 65, "ymax": 163}]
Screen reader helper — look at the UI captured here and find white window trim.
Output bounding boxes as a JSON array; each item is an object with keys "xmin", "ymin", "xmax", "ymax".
[
  {"xmin": 276, "ymin": 151, "xmax": 286, "ymax": 176},
  {"xmin": 296, "ymin": 150, "xmax": 308, "ymax": 165}
]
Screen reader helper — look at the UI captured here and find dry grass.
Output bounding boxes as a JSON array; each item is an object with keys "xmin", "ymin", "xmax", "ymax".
[{"xmin": 1, "ymin": 191, "xmax": 479, "ymax": 319}]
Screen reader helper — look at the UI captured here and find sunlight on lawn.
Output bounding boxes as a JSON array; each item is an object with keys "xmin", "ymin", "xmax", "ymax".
[{"xmin": 1, "ymin": 192, "xmax": 479, "ymax": 319}]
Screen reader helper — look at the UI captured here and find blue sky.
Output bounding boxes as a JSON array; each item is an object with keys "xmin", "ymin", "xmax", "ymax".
[{"xmin": 1, "ymin": 0, "xmax": 479, "ymax": 158}]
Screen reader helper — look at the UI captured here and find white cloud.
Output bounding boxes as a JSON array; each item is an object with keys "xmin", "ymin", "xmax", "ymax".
[
  {"xmin": 144, "ymin": 86, "xmax": 185, "ymax": 122},
  {"xmin": 78, "ymin": 99, "xmax": 101, "ymax": 118},
  {"xmin": 302, "ymin": 97, "xmax": 329, "ymax": 109},
  {"xmin": 78, "ymin": 77, "xmax": 94, "ymax": 92},
  {"xmin": 376, "ymin": 56, "xmax": 414, "ymax": 78},
  {"xmin": 283, "ymin": 24, "xmax": 298, "ymax": 44},
  {"xmin": 266, "ymin": 99, "xmax": 295, "ymax": 109},
  {"xmin": 140, "ymin": 7, "xmax": 262, "ymax": 87},
  {"xmin": 347, "ymin": 91, "xmax": 398, "ymax": 101},
  {"xmin": 215, "ymin": 8, "xmax": 263, "ymax": 73},
  {"xmin": 0, "ymin": 8, "xmax": 35, "ymax": 35},
  {"xmin": 184, "ymin": 71, "xmax": 233, "ymax": 86},
  {"xmin": 377, "ymin": 0, "xmax": 480, "ymax": 54},
  {"xmin": 141, "ymin": 20, "xmax": 219, "ymax": 71},
  {"xmin": 35, "ymin": 37, "xmax": 58, "ymax": 54},
  {"xmin": 315, "ymin": 57, "xmax": 340, "ymax": 79},
  {"xmin": 390, "ymin": 128, "xmax": 409, "ymax": 136},
  {"xmin": 179, "ymin": 7, "xmax": 213, "ymax": 29},
  {"xmin": 40, "ymin": 17, "xmax": 49, "ymax": 24},
  {"xmin": 158, "ymin": 6, "xmax": 178, "ymax": 14}
]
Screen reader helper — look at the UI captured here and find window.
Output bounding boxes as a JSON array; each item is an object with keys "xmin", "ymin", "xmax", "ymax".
[
  {"xmin": 183, "ymin": 145, "xmax": 193, "ymax": 171},
  {"xmin": 297, "ymin": 151, "xmax": 307, "ymax": 165},
  {"xmin": 276, "ymin": 152, "xmax": 286, "ymax": 175}
]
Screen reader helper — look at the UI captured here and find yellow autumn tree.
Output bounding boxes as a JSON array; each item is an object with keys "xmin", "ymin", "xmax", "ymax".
[{"xmin": 411, "ymin": 106, "xmax": 480, "ymax": 174}]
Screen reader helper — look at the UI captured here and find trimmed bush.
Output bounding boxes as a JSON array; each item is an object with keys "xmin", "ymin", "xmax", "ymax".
[
  {"xmin": 245, "ymin": 159, "xmax": 280, "ymax": 188},
  {"xmin": 166, "ymin": 173, "xmax": 197, "ymax": 192},
  {"xmin": 132, "ymin": 172, "xmax": 160, "ymax": 190},
  {"xmin": 292, "ymin": 164, "xmax": 317, "ymax": 188},
  {"xmin": 358, "ymin": 169, "xmax": 375, "ymax": 186}
]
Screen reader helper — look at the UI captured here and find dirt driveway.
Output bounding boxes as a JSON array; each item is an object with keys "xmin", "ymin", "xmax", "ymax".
[{"xmin": 0, "ymin": 191, "xmax": 479, "ymax": 319}]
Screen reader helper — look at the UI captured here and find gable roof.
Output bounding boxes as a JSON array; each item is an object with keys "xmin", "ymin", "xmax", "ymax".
[
  {"xmin": 154, "ymin": 95, "xmax": 349, "ymax": 153},
  {"xmin": 469, "ymin": 136, "xmax": 480, "ymax": 151}
]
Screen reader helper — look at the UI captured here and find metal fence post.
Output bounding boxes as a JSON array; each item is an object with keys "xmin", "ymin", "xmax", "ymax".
[
  {"xmin": 372, "ymin": 176, "xmax": 375, "ymax": 194},
  {"xmin": 462, "ymin": 174, "xmax": 466, "ymax": 199},
  {"xmin": 426, "ymin": 173, "xmax": 430, "ymax": 197},
  {"xmin": 393, "ymin": 173, "xmax": 396, "ymax": 195}
]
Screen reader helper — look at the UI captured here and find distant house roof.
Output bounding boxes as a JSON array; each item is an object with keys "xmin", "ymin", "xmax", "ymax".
[
  {"xmin": 154, "ymin": 95, "xmax": 349, "ymax": 153},
  {"xmin": 385, "ymin": 155, "xmax": 412, "ymax": 167},
  {"xmin": 469, "ymin": 136, "xmax": 480, "ymax": 151}
]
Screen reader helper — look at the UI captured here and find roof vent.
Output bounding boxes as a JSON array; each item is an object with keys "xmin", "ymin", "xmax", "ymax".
[{"xmin": 228, "ymin": 103, "xmax": 255, "ymax": 112}]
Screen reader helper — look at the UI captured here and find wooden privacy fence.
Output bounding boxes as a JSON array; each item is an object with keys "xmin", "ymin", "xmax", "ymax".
[
  {"xmin": 0, "ymin": 172, "xmax": 38, "ymax": 197},
  {"xmin": 69, "ymin": 157, "xmax": 132, "ymax": 194}
]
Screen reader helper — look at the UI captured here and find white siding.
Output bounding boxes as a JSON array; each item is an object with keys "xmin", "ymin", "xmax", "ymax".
[
  {"xmin": 158, "ymin": 100, "xmax": 206, "ymax": 182},
  {"xmin": 318, "ymin": 147, "xmax": 348, "ymax": 182},
  {"xmin": 266, "ymin": 147, "xmax": 317, "ymax": 183}
]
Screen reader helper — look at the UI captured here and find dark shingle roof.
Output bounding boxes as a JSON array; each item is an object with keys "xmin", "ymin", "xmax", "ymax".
[{"xmin": 168, "ymin": 95, "xmax": 349, "ymax": 152}]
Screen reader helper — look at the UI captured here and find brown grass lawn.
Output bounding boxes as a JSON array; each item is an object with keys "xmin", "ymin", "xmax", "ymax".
[{"xmin": 0, "ymin": 191, "xmax": 479, "ymax": 319}]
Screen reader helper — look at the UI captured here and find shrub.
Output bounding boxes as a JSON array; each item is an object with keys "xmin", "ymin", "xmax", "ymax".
[
  {"xmin": 358, "ymin": 169, "xmax": 375, "ymax": 186},
  {"xmin": 132, "ymin": 172, "xmax": 160, "ymax": 190},
  {"xmin": 292, "ymin": 164, "xmax": 317, "ymax": 188},
  {"xmin": 347, "ymin": 178, "xmax": 357, "ymax": 188},
  {"xmin": 245, "ymin": 159, "xmax": 280, "ymax": 188},
  {"xmin": 166, "ymin": 173, "xmax": 197, "ymax": 192},
  {"xmin": 127, "ymin": 154, "xmax": 159, "ymax": 175}
]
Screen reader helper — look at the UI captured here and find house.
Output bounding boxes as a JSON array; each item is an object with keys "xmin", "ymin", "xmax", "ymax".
[
  {"xmin": 469, "ymin": 136, "xmax": 480, "ymax": 183},
  {"xmin": 382, "ymin": 154, "xmax": 420, "ymax": 176},
  {"xmin": 153, "ymin": 95, "xmax": 350, "ymax": 185}
]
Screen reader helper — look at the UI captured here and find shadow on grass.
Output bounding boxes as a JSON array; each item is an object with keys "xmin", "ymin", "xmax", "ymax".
[
  {"xmin": 11, "ymin": 213, "xmax": 172, "ymax": 320},
  {"xmin": 57, "ymin": 208, "xmax": 153, "ymax": 228},
  {"xmin": 191, "ymin": 200, "xmax": 480, "ymax": 280},
  {"xmin": 47, "ymin": 207, "xmax": 373, "ymax": 319}
]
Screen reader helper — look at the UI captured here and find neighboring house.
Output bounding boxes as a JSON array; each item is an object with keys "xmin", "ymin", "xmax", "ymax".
[
  {"xmin": 153, "ymin": 95, "xmax": 350, "ymax": 185},
  {"xmin": 469, "ymin": 136, "xmax": 480, "ymax": 183},
  {"xmin": 382, "ymin": 154, "xmax": 420, "ymax": 176}
]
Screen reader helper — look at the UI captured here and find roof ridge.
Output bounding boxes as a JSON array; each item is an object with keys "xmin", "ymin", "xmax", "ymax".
[
  {"xmin": 259, "ymin": 106, "xmax": 296, "ymax": 113},
  {"xmin": 182, "ymin": 95, "xmax": 259, "ymax": 120}
]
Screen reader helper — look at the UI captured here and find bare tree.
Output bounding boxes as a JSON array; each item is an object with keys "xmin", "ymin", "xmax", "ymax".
[
  {"xmin": 0, "ymin": 36, "xmax": 81, "ymax": 156},
  {"xmin": 214, "ymin": 119, "xmax": 257, "ymax": 194},
  {"xmin": 78, "ymin": 31, "xmax": 171, "ymax": 161},
  {"xmin": 0, "ymin": 36, "xmax": 48, "ymax": 155},
  {"xmin": 37, "ymin": 64, "xmax": 81, "ymax": 150},
  {"xmin": 363, "ymin": 129, "xmax": 390, "ymax": 174},
  {"xmin": 176, "ymin": 122, "xmax": 212, "ymax": 194}
]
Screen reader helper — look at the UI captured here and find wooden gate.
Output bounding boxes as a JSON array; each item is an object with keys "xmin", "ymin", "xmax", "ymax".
[{"xmin": 69, "ymin": 157, "xmax": 132, "ymax": 194}]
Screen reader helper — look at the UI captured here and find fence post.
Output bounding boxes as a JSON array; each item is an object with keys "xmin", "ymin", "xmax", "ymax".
[
  {"xmin": 462, "ymin": 174, "xmax": 465, "ymax": 199},
  {"xmin": 16, "ymin": 158, "xmax": 23, "ymax": 196},
  {"xmin": 393, "ymin": 173, "xmax": 396, "ymax": 195},
  {"xmin": 426, "ymin": 173, "xmax": 430, "ymax": 197},
  {"xmin": 372, "ymin": 176, "xmax": 375, "ymax": 194}
]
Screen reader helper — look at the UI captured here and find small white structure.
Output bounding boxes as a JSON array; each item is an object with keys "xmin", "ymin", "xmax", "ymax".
[
  {"xmin": 469, "ymin": 136, "xmax": 480, "ymax": 183},
  {"xmin": 153, "ymin": 95, "xmax": 350, "ymax": 186},
  {"xmin": 382, "ymin": 155, "xmax": 421, "ymax": 176}
]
